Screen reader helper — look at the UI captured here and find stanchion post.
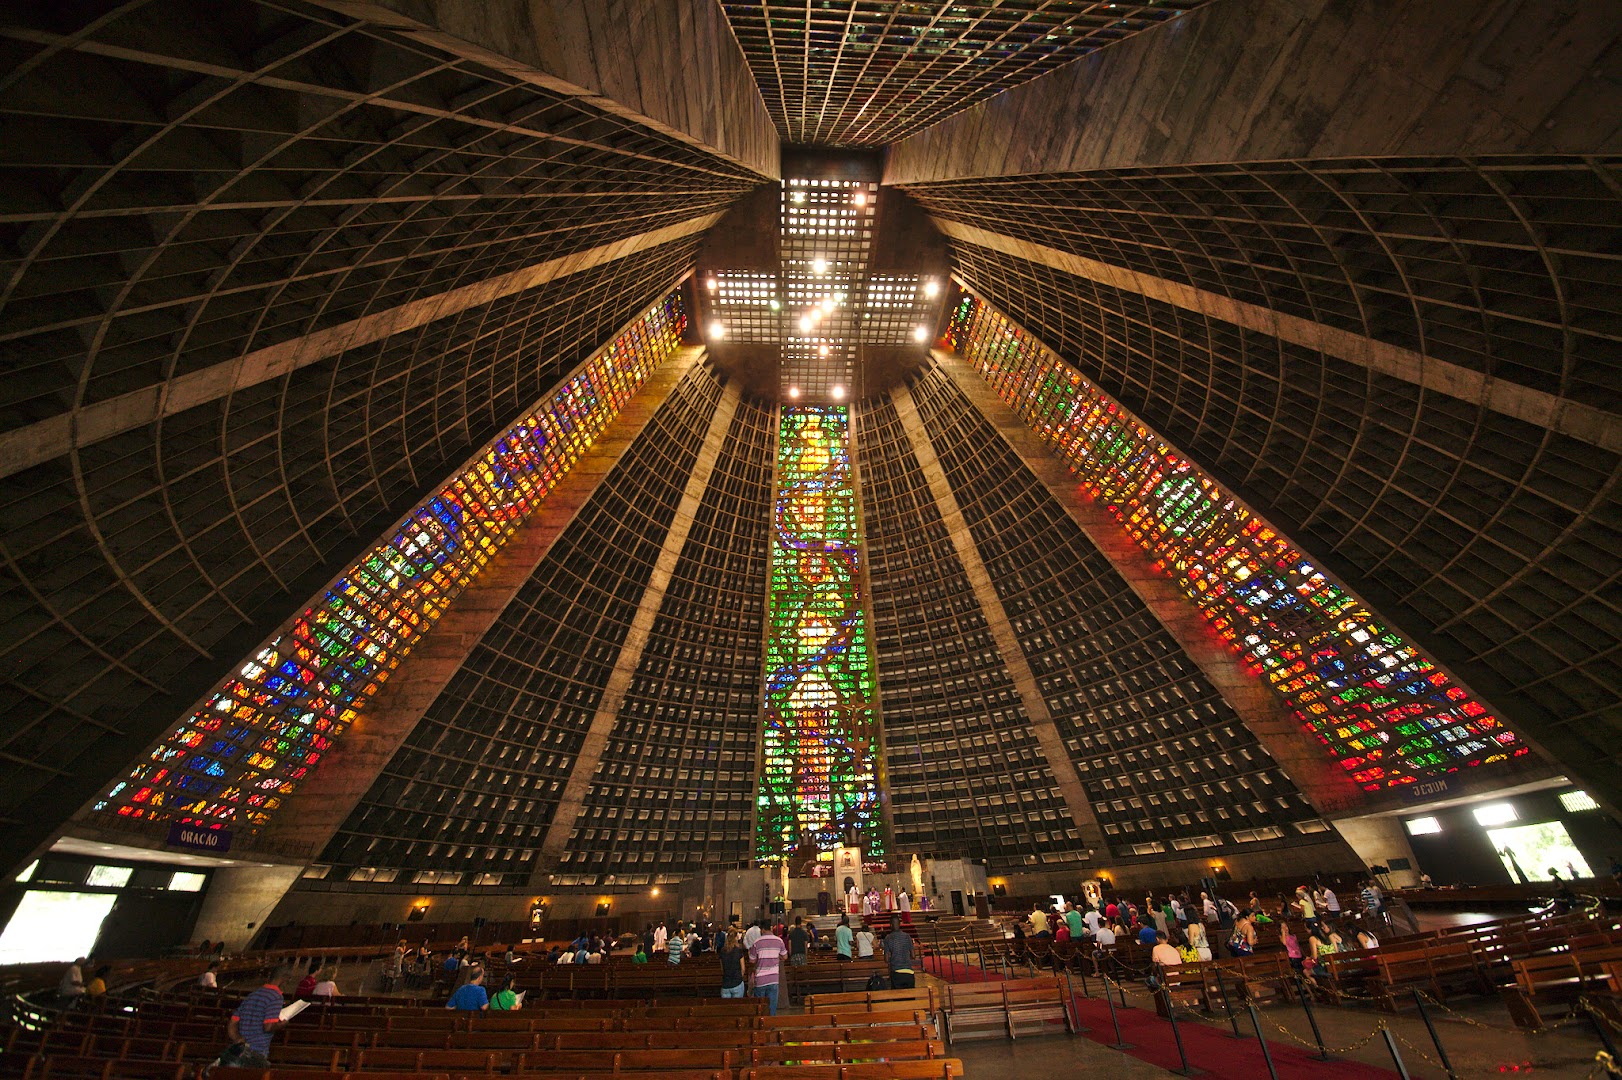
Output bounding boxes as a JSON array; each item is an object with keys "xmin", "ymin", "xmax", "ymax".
[
  {"xmin": 1586, "ymin": 1000, "xmax": 1619, "ymax": 1060},
  {"xmin": 1411, "ymin": 990, "xmax": 1458, "ymax": 1079},
  {"xmin": 1061, "ymin": 965, "xmax": 1088, "ymax": 1034},
  {"xmin": 1158, "ymin": 981, "xmax": 1200, "ymax": 1077},
  {"xmin": 1247, "ymin": 1003, "xmax": 1280, "ymax": 1080},
  {"xmin": 1213, "ymin": 967, "xmax": 1246, "ymax": 1039},
  {"xmin": 1380, "ymin": 1026, "xmax": 1414, "ymax": 1080},
  {"xmin": 976, "ymin": 944, "xmax": 986, "ymax": 981},
  {"xmin": 1296, "ymin": 978, "xmax": 1332, "ymax": 1061},
  {"xmin": 1102, "ymin": 977, "xmax": 1133, "ymax": 1051}
]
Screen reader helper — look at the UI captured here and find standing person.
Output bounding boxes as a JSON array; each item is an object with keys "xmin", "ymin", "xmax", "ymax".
[
  {"xmin": 787, "ymin": 917, "xmax": 810, "ymax": 968},
  {"xmin": 1185, "ymin": 921, "xmax": 1211, "ymax": 962},
  {"xmin": 834, "ymin": 915, "xmax": 853, "ymax": 961},
  {"xmin": 882, "ymin": 916, "xmax": 916, "ymax": 990},
  {"xmin": 225, "ymin": 976, "xmax": 285, "ymax": 1067},
  {"xmin": 446, "ymin": 970, "xmax": 488, "ymax": 1010},
  {"xmin": 1292, "ymin": 887, "xmax": 1318, "ymax": 931},
  {"xmin": 666, "ymin": 927, "xmax": 685, "ymax": 965},
  {"xmin": 487, "ymin": 976, "xmax": 521, "ymax": 1011},
  {"xmin": 847, "ymin": 882, "xmax": 861, "ymax": 915},
  {"xmin": 1322, "ymin": 884, "xmax": 1342, "ymax": 922},
  {"xmin": 653, "ymin": 922, "xmax": 668, "ymax": 954},
  {"xmin": 1065, "ymin": 904, "xmax": 1085, "ymax": 940},
  {"xmin": 855, "ymin": 923, "xmax": 876, "ymax": 958},
  {"xmin": 898, "ymin": 889, "xmax": 911, "ymax": 913},
  {"xmin": 1029, "ymin": 903, "xmax": 1049, "ymax": 937},
  {"xmin": 719, "ymin": 930, "xmax": 747, "ymax": 999},
  {"xmin": 743, "ymin": 920, "xmax": 763, "ymax": 950},
  {"xmin": 295, "ymin": 962, "xmax": 320, "ymax": 998},
  {"xmin": 747, "ymin": 921, "xmax": 788, "ymax": 1016},
  {"xmin": 384, "ymin": 941, "xmax": 405, "ymax": 991}
]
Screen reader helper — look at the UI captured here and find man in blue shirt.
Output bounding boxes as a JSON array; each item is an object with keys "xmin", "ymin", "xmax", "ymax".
[
  {"xmin": 1137, "ymin": 922, "xmax": 1158, "ymax": 947},
  {"xmin": 446, "ymin": 970, "xmax": 489, "ymax": 1010},
  {"xmin": 228, "ymin": 980, "xmax": 285, "ymax": 1065}
]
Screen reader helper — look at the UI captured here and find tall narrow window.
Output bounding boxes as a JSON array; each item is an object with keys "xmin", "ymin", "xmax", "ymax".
[{"xmin": 759, "ymin": 406, "xmax": 883, "ymax": 860}]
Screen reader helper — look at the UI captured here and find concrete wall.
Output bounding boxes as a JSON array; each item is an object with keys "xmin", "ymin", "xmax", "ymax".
[
  {"xmin": 191, "ymin": 865, "xmax": 306, "ymax": 951},
  {"xmin": 886, "ymin": 0, "xmax": 1622, "ymax": 183}
]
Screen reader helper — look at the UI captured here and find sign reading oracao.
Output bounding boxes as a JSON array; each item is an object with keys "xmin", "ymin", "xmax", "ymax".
[{"xmin": 166, "ymin": 822, "xmax": 232, "ymax": 853}]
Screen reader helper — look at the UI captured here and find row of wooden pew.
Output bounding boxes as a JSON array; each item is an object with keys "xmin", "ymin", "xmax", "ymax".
[
  {"xmin": 2, "ymin": 993, "xmax": 967, "ymax": 1080},
  {"xmin": 1143, "ymin": 906, "xmax": 1622, "ymax": 1028},
  {"xmin": 528, "ymin": 958, "xmax": 891, "ymax": 1005}
]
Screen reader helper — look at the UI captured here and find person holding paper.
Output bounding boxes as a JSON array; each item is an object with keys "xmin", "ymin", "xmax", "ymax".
[
  {"xmin": 487, "ymin": 975, "xmax": 521, "ymax": 1011},
  {"xmin": 226, "ymin": 979, "xmax": 286, "ymax": 1066}
]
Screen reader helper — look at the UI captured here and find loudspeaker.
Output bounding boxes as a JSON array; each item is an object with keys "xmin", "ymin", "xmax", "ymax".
[{"xmin": 473, "ymin": 917, "xmax": 487, "ymax": 929}]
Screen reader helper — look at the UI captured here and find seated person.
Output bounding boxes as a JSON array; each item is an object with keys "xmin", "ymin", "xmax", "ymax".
[{"xmin": 1150, "ymin": 932, "xmax": 1182, "ymax": 968}]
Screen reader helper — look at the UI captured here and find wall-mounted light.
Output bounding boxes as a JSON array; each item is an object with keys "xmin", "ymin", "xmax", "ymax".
[
  {"xmin": 831, "ymin": 385, "xmax": 845, "ymax": 400},
  {"xmin": 708, "ymin": 322, "xmax": 726, "ymax": 340},
  {"xmin": 852, "ymin": 191, "xmax": 867, "ymax": 207},
  {"xmin": 651, "ymin": 887, "xmax": 660, "ymax": 897},
  {"xmin": 811, "ymin": 258, "xmax": 828, "ymax": 275},
  {"xmin": 787, "ymin": 386, "xmax": 801, "ymax": 399},
  {"xmin": 791, "ymin": 190, "xmax": 806, "ymax": 205},
  {"xmin": 912, "ymin": 325, "xmax": 929, "ymax": 343},
  {"xmin": 922, "ymin": 279, "xmax": 940, "ymax": 298},
  {"xmin": 408, "ymin": 901, "xmax": 430, "ymax": 922},
  {"xmin": 818, "ymin": 344, "xmax": 830, "ymax": 357},
  {"xmin": 705, "ymin": 278, "xmax": 718, "ymax": 292},
  {"xmin": 797, "ymin": 315, "xmax": 813, "ymax": 333}
]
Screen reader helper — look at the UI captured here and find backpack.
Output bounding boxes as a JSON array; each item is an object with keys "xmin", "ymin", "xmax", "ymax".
[
  {"xmin": 866, "ymin": 974, "xmax": 888, "ymax": 991},
  {"xmin": 1228, "ymin": 932, "xmax": 1253, "ymax": 956}
]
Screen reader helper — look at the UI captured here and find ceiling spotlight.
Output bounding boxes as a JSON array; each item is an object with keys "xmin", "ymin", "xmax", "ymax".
[
  {"xmin": 818, "ymin": 344, "xmax": 830, "ymax": 357},
  {"xmin": 791, "ymin": 190, "xmax": 806, "ymax": 205},
  {"xmin": 811, "ymin": 258, "xmax": 828, "ymax": 275},
  {"xmin": 706, "ymin": 277, "xmax": 718, "ymax": 292},
  {"xmin": 852, "ymin": 190, "xmax": 868, "ymax": 207},
  {"xmin": 831, "ymin": 385, "xmax": 845, "ymax": 400},
  {"xmin": 797, "ymin": 314, "xmax": 813, "ymax": 333},
  {"xmin": 788, "ymin": 386, "xmax": 801, "ymax": 399},
  {"xmin": 922, "ymin": 279, "xmax": 940, "ymax": 298},
  {"xmin": 912, "ymin": 325, "xmax": 929, "ymax": 342},
  {"xmin": 769, "ymin": 298, "xmax": 781, "ymax": 311},
  {"xmin": 709, "ymin": 321, "xmax": 726, "ymax": 340}
]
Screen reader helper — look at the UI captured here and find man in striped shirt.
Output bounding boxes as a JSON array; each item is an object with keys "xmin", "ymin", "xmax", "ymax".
[
  {"xmin": 228, "ymin": 980, "xmax": 285, "ymax": 1065},
  {"xmin": 747, "ymin": 920, "xmax": 788, "ymax": 1016}
]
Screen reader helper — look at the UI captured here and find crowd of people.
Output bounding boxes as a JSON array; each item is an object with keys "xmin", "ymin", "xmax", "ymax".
[{"xmin": 1012, "ymin": 876, "xmax": 1392, "ymax": 984}]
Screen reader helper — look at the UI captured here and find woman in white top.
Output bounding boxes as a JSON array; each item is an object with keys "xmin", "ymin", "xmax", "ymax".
[
  {"xmin": 1185, "ymin": 921, "xmax": 1212, "ymax": 962},
  {"xmin": 197, "ymin": 960, "xmax": 221, "ymax": 988},
  {"xmin": 855, "ymin": 927, "xmax": 875, "ymax": 958},
  {"xmin": 311, "ymin": 966, "xmax": 340, "ymax": 997}
]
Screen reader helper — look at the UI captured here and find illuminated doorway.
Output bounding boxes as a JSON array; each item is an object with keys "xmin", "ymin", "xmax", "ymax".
[{"xmin": 1487, "ymin": 822, "xmax": 1592, "ymax": 883}]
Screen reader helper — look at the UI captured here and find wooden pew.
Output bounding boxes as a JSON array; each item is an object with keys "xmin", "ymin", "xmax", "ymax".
[{"xmin": 739, "ymin": 1061, "xmax": 966, "ymax": 1080}]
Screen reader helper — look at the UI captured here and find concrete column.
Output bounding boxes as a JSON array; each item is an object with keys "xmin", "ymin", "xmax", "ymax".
[
  {"xmin": 939, "ymin": 225, "xmax": 1620, "ymax": 453},
  {"xmin": 889, "ymin": 384, "xmax": 1109, "ymax": 859},
  {"xmin": 190, "ymin": 865, "xmax": 305, "ymax": 952},
  {"xmin": 533, "ymin": 382, "xmax": 745, "ymax": 878},
  {"xmin": 245, "ymin": 347, "xmax": 708, "ymax": 864},
  {"xmin": 0, "ymin": 223, "xmax": 723, "ymax": 478},
  {"xmin": 932, "ymin": 351, "xmax": 1368, "ymax": 821}
]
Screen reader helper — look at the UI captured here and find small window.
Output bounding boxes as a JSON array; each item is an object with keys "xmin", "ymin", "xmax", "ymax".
[
  {"xmin": 1472, "ymin": 803, "xmax": 1517, "ymax": 827},
  {"xmin": 86, "ymin": 865, "xmax": 133, "ymax": 888},
  {"xmin": 1405, "ymin": 816, "xmax": 1442, "ymax": 836},
  {"xmin": 169, "ymin": 872, "xmax": 206, "ymax": 892},
  {"xmin": 15, "ymin": 860, "xmax": 37, "ymax": 883},
  {"xmin": 1559, "ymin": 791, "xmax": 1599, "ymax": 813}
]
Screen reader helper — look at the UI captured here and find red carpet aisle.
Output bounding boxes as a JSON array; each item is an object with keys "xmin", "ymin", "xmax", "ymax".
[{"xmin": 925, "ymin": 960, "xmax": 1400, "ymax": 1079}]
